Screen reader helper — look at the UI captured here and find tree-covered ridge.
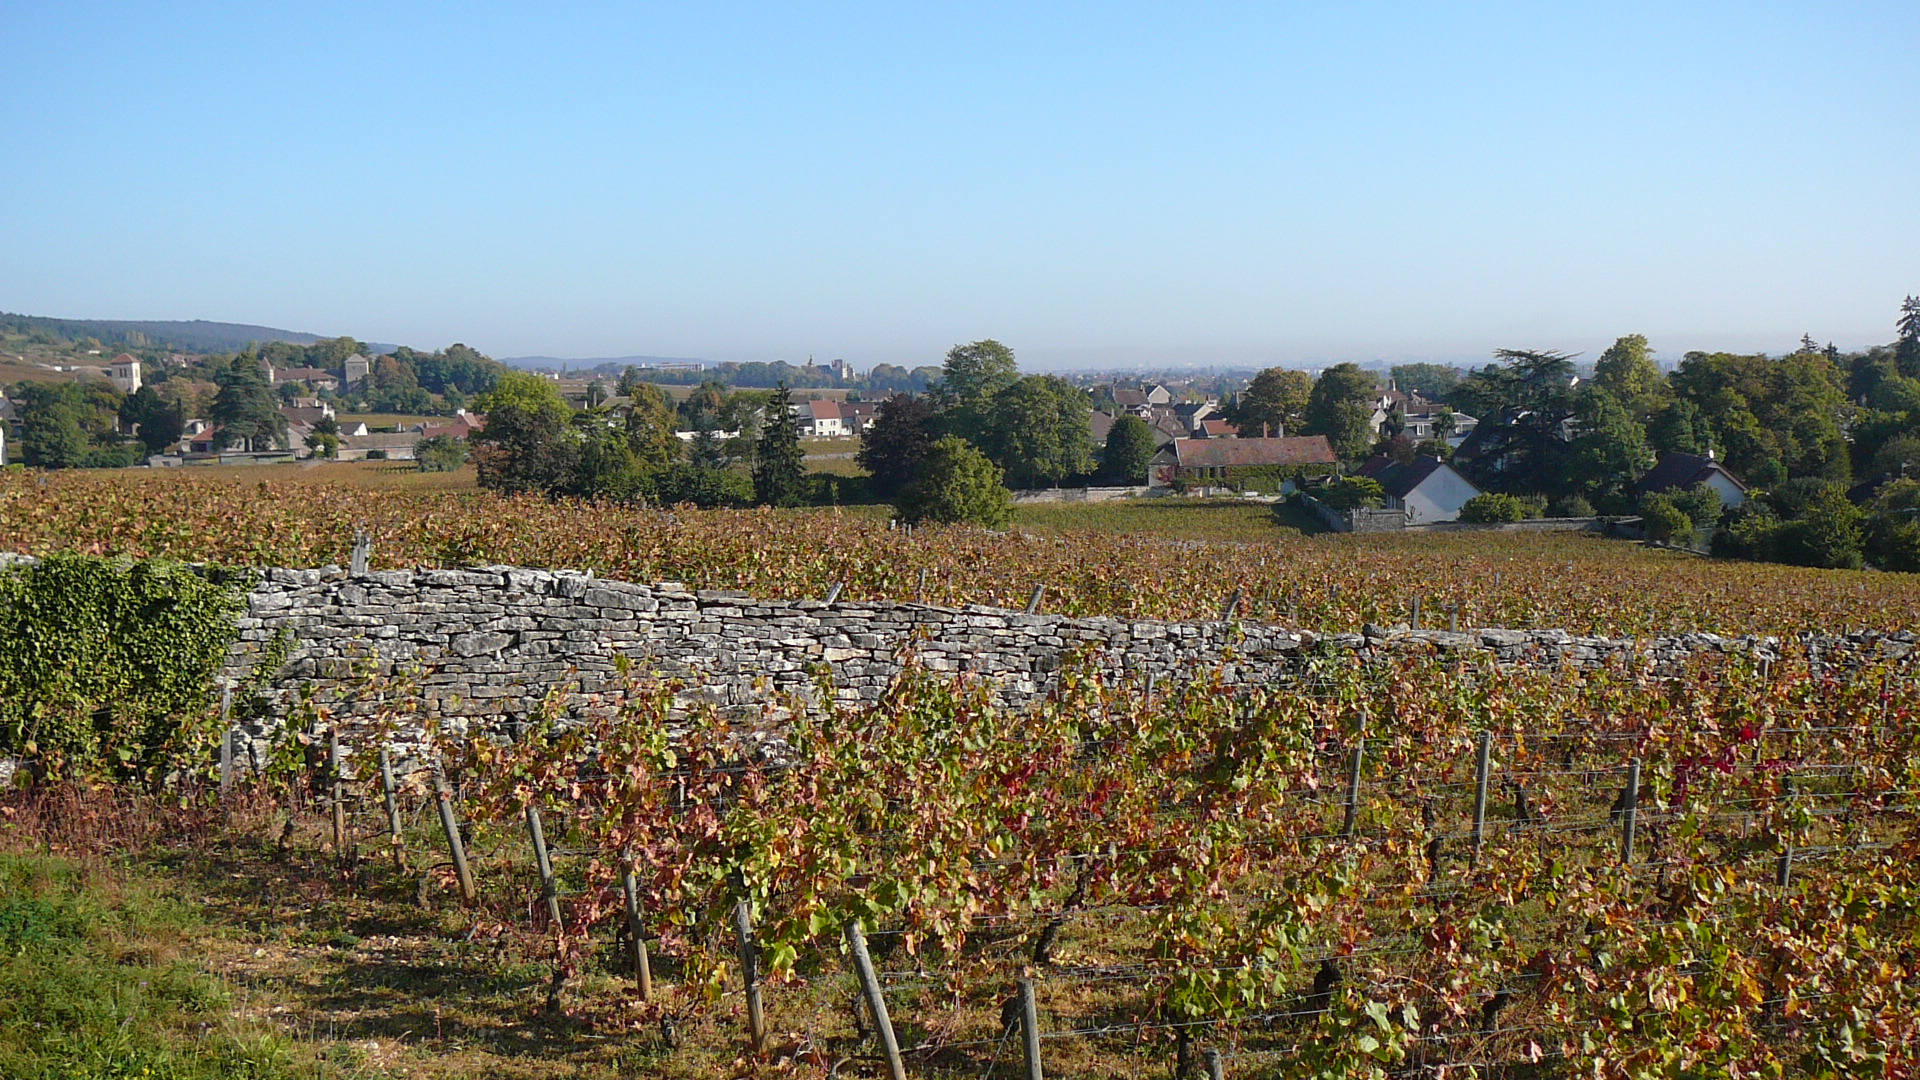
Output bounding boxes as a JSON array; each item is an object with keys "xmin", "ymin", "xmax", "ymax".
[{"xmin": 0, "ymin": 312, "xmax": 343, "ymax": 353}]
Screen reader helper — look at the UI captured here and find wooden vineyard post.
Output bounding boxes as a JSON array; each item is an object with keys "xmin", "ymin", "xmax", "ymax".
[
  {"xmin": 917, "ymin": 568, "xmax": 927, "ymax": 602},
  {"xmin": 1620, "ymin": 759, "xmax": 1641, "ymax": 865},
  {"xmin": 525, "ymin": 806, "xmax": 562, "ymax": 928},
  {"xmin": 823, "ymin": 582, "xmax": 844, "ymax": 605},
  {"xmin": 1471, "ymin": 731, "xmax": 1492, "ymax": 864},
  {"xmin": 350, "ymin": 528, "xmax": 372, "ymax": 576},
  {"xmin": 1018, "ymin": 977, "xmax": 1043, "ymax": 1080},
  {"xmin": 845, "ymin": 920, "xmax": 907, "ymax": 1080},
  {"xmin": 619, "ymin": 850, "xmax": 653, "ymax": 1001},
  {"xmin": 1026, "ymin": 585, "xmax": 1046, "ymax": 614},
  {"xmin": 1776, "ymin": 774, "xmax": 1795, "ymax": 889},
  {"xmin": 379, "ymin": 747, "xmax": 406, "ymax": 872},
  {"xmin": 1177, "ymin": 1026, "xmax": 1194, "ymax": 1079},
  {"xmin": 734, "ymin": 899, "xmax": 766, "ymax": 1052},
  {"xmin": 1205, "ymin": 1048, "xmax": 1226, "ymax": 1080},
  {"xmin": 218, "ymin": 684, "xmax": 234, "ymax": 796},
  {"xmin": 433, "ymin": 768, "xmax": 477, "ymax": 904},
  {"xmin": 328, "ymin": 729, "xmax": 350, "ymax": 860},
  {"xmin": 1448, "ymin": 602, "xmax": 1459, "ymax": 633},
  {"xmin": 1221, "ymin": 586, "xmax": 1243, "ymax": 621},
  {"xmin": 1410, "ymin": 596, "xmax": 1422, "ymax": 630},
  {"xmin": 1342, "ymin": 738, "xmax": 1365, "ymax": 838}
]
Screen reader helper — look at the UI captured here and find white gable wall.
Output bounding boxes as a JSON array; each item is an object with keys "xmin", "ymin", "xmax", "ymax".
[
  {"xmin": 1398, "ymin": 464, "xmax": 1481, "ymax": 523},
  {"xmin": 1703, "ymin": 470, "xmax": 1746, "ymax": 508}
]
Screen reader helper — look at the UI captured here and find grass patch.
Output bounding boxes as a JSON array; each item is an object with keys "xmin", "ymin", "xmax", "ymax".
[{"xmin": 0, "ymin": 852, "xmax": 304, "ymax": 1080}]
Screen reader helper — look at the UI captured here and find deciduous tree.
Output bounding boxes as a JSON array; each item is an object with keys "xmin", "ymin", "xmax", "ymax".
[
  {"xmin": 857, "ymin": 394, "xmax": 938, "ymax": 498},
  {"xmin": 1100, "ymin": 414, "xmax": 1157, "ymax": 484},
  {"xmin": 1304, "ymin": 363, "xmax": 1376, "ymax": 460},
  {"xmin": 895, "ymin": 436, "xmax": 1012, "ymax": 528}
]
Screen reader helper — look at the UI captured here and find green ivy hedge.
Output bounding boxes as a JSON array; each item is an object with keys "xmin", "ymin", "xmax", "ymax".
[{"xmin": 0, "ymin": 554, "xmax": 247, "ymax": 783}]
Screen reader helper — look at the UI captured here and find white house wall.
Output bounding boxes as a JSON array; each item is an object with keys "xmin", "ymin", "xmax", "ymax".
[
  {"xmin": 1404, "ymin": 465, "xmax": 1482, "ymax": 523},
  {"xmin": 1704, "ymin": 471, "xmax": 1747, "ymax": 508}
]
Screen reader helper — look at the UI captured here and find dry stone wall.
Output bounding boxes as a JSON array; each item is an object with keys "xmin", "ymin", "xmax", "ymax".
[{"xmin": 220, "ymin": 565, "xmax": 1920, "ymax": 740}]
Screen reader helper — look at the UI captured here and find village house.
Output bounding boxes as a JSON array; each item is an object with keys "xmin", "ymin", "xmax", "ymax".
[
  {"xmin": 1356, "ymin": 454, "xmax": 1483, "ymax": 524},
  {"xmin": 272, "ymin": 366, "xmax": 341, "ymax": 392},
  {"xmin": 1635, "ymin": 451, "xmax": 1748, "ymax": 509},
  {"xmin": 343, "ymin": 354, "xmax": 373, "ymax": 389},
  {"xmin": 1111, "ymin": 382, "xmax": 1174, "ymax": 415},
  {"xmin": 1194, "ymin": 418, "xmax": 1239, "ymax": 439},
  {"xmin": 790, "ymin": 398, "xmax": 847, "ymax": 438},
  {"xmin": 1148, "ymin": 435, "xmax": 1338, "ymax": 491},
  {"xmin": 839, "ymin": 400, "xmax": 879, "ymax": 434},
  {"xmin": 418, "ymin": 411, "xmax": 486, "ymax": 441},
  {"xmin": 279, "ymin": 402, "xmax": 336, "ymax": 429}
]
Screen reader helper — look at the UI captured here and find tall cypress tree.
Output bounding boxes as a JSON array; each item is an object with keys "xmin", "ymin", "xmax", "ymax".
[{"xmin": 754, "ymin": 383, "xmax": 808, "ymax": 507}]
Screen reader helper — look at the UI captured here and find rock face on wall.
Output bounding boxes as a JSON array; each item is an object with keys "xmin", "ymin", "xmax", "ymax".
[{"xmin": 218, "ymin": 565, "xmax": 1907, "ymax": 737}]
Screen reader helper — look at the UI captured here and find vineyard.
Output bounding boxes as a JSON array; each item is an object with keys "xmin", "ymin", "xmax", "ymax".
[
  {"xmin": 3, "ymin": 468, "xmax": 1918, "ymax": 1077},
  {"xmin": 35, "ymin": 644, "xmax": 1895, "ymax": 1079},
  {"xmin": 5, "ymin": 467, "xmax": 1920, "ymax": 636}
]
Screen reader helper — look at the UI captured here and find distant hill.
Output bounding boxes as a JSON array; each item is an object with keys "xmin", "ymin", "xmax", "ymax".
[
  {"xmin": 0, "ymin": 313, "xmax": 395, "ymax": 354},
  {"xmin": 500, "ymin": 355, "xmax": 706, "ymax": 373}
]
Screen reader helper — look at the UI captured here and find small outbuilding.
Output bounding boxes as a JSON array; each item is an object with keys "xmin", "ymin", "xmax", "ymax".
[
  {"xmin": 1356, "ymin": 455, "xmax": 1483, "ymax": 524},
  {"xmin": 1636, "ymin": 451, "xmax": 1747, "ymax": 509}
]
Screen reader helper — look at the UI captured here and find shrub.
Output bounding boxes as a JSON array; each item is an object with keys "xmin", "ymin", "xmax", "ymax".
[
  {"xmin": 895, "ymin": 437, "xmax": 1012, "ymax": 528},
  {"xmin": 1712, "ymin": 502, "xmax": 1782, "ymax": 560},
  {"xmin": 1670, "ymin": 483, "xmax": 1725, "ymax": 532},
  {"xmin": 1316, "ymin": 476, "xmax": 1386, "ymax": 512},
  {"xmin": 1639, "ymin": 493, "xmax": 1694, "ymax": 545},
  {"xmin": 1770, "ymin": 485, "xmax": 1863, "ymax": 569},
  {"xmin": 415, "ymin": 434, "xmax": 469, "ymax": 472},
  {"xmin": 656, "ymin": 463, "xmax": 753, "ymax": 509},
  {"xmin": 1457, "ymin": 493, "xmax": 1531, "ymax": 524},
  {"xmin": 1548, "ymin": 494, "xmax": 1595, "ymax": 518}
]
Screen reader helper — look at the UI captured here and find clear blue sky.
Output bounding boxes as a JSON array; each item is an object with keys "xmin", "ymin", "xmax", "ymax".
[{"xmin": 2, "ymin": 3, "xmax": 1915, "ymax": 370}]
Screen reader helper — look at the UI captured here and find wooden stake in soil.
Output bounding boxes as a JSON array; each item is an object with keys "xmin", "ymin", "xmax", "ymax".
[
  {"xmin": 1776, "ymin": 774, "xmax": 1796, "ymax": 889},
  {"xmin": 1018, "ymin": 978, "xmax": 1043, "ymax": 1080},
  {"xmin": 1410, "ymin": 596, "xmax": 1422, "ymax": 630},
  {"xmin": 1342, "ymin": 738, "xmax": 1365, "ymax": 838},
  {"xmin": 823, "ymin": 582, "xmax": 844, "ymax": 605},
  {"xmin": 845, "ymin": 920, "xmax": 906, "ymax": 1080},
  {"xmin": 1620, "ymin": 759, "xmax": 1642, "ymax": 865},
  {"xmin": 526, "ymin": 806, "xmax": 562, "ymax": 928},
  {"xmin": 218, "ymin": 684, "xmax": 234, "ymax": 795},
  {"xmin": 619, "ymin": 851, "xmax": 653, "ymax": 1001},
  {"xmin": 1205, "ymin": 1048, "xmax": 1226, "ymax": 1080},
  {"xmin": 1026, "ymin": 584, "xmax": 1046, "ymax": 614},
  {"xmin": 433, "ymin": 769, "xmax": 477, "ymax": 904},
  {"xmin": 1471, "ymin": 731, "xmax": 1493, "ymax": 863},
  {"xmin": 734, "ymin": 899, "xmax": 766, "ymax": 1052},
  {"xmin": 378, "ymin": 747, "xmax": 406, "ymax": 872},
  {"xmin": 328, "ymin": 729, "xmax": 350, "ymax": 859},
  {"xmin": 1221, "ymin": 586, "xmax": 1243, "ymax": 621}
]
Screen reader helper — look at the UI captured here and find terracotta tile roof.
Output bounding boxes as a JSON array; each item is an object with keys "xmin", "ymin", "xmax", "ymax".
[
  {"xmin": 1171, "ymin": 435, "xmax": 1337, "ymax": 468},
  {"xmin": 1197, "ymin": 418, "xmax": 1238, "ymax": 437}
]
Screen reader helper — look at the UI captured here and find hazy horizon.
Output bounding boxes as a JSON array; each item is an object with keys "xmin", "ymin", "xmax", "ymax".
[{"xmin": 3, "ymin": 4, "xmax": 1914, "ymax": 369}]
